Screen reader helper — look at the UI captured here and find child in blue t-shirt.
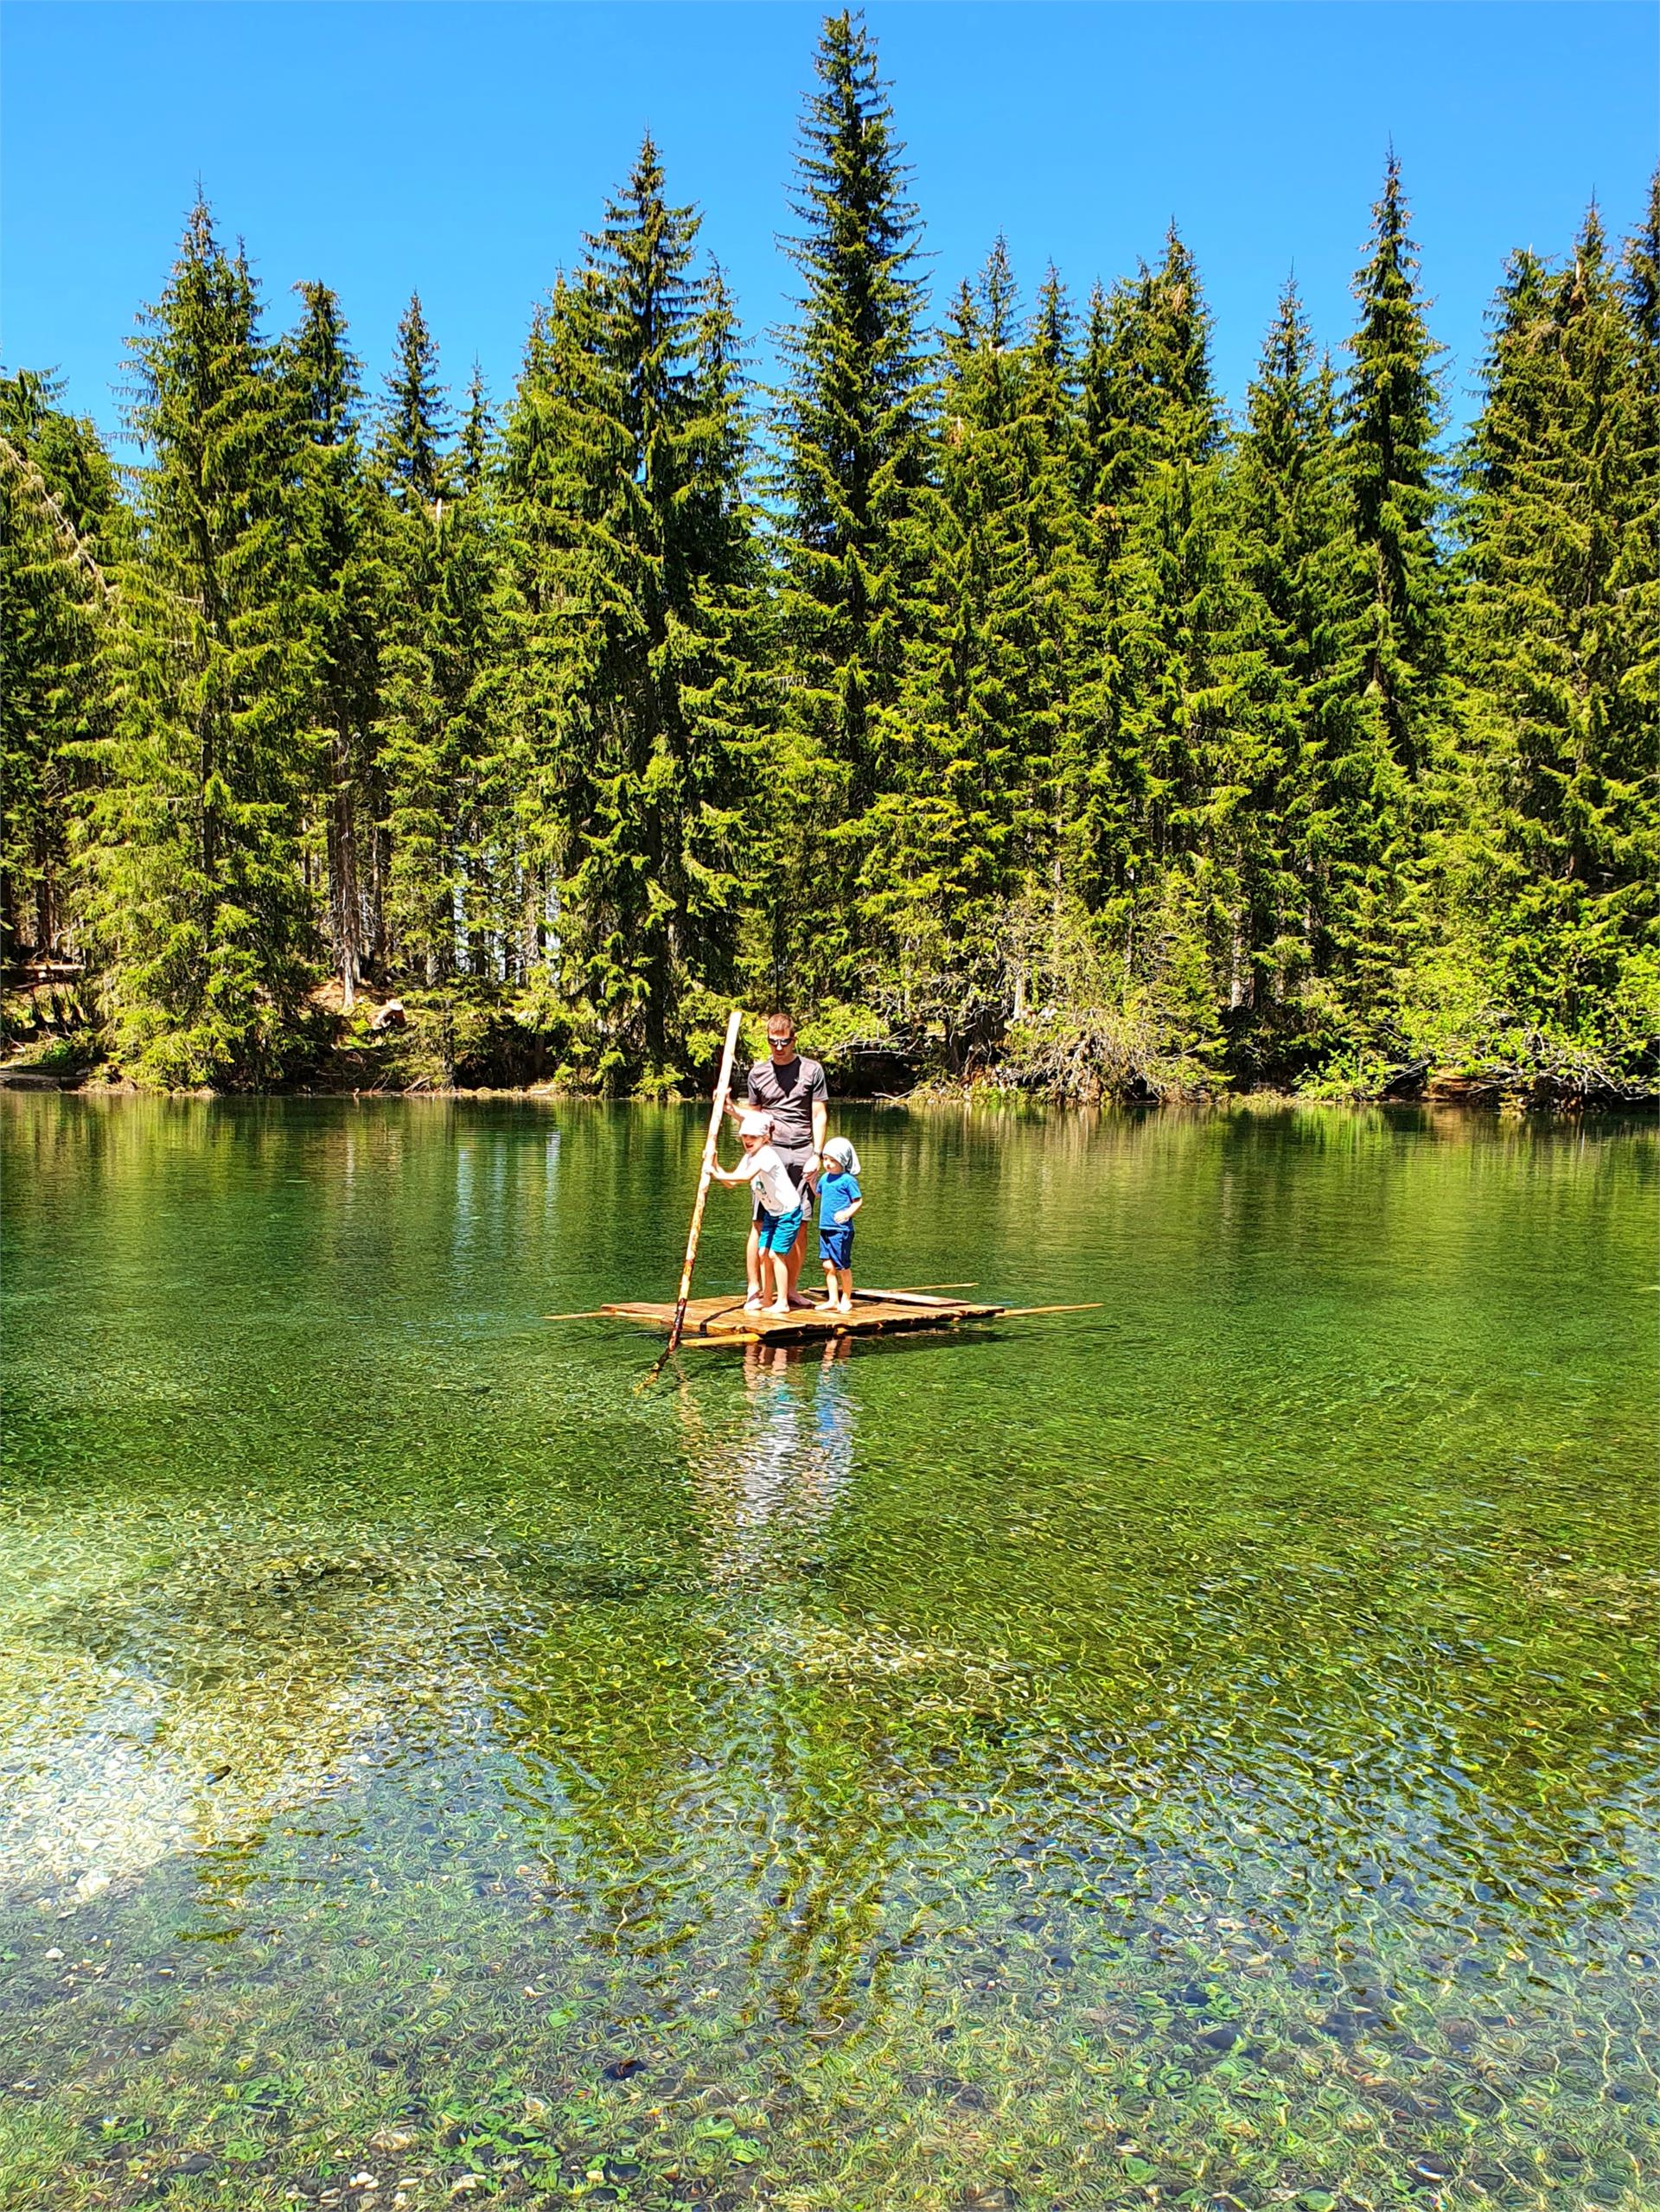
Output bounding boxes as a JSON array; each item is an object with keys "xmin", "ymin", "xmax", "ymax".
[{"xmin": 817, "ymin": 1137, "xmax": 864, "ymax": 1312}]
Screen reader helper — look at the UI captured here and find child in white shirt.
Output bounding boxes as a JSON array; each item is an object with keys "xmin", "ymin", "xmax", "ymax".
[{"xmin": 712, "ymin": 1110, "xmax": 803, "ymax": 1316}]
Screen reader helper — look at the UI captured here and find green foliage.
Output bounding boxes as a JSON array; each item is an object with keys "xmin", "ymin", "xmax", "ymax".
[
  {"xmin": 501, "ymin": 137, "xmax": 763, "ymax": 1092},
  {"xmin": 1437, "ymin": 194, "xmax": 1659, "ymax": 1092},
  {"xmin": 80, "ymin": 201, "xmax": 316, "ymax": 1087},
  {"xmin": 0, "ymin": 370, "xmax": 121, "ymax": 969},
  {"xmin": 375, "ymin": 292, "xmax": 479, "ymax": 996},
  {"xmin": 1227, "ymin": 282, "xmax": 1343, "ymax": 1043},
  {"xmin": 875, "ymin": 243, "xmax": 1082, "ymax": 1069},
  {"xmin": 16, "ymin": 37, "xmax": 1654, "ymax": 1105},
  {"xmin": 282, "ymin": 283, "xmax": 383, "ymax": 1000},
  {"xmin": 993, "ymin": 889, "xmax": 1228, "ymax": 1103},
  {"xmin": 771, "ymin": 6, "xmax": 931, "ymax": 998},
  {"xmin": 1299, "ymin": 155, "xmax": 1447, "ymax": 1051}
]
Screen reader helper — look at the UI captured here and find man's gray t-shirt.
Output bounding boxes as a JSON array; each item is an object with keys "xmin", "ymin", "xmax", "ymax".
[{"xmin": 744, "ymin": 1054, "xmax": 828, "ymax": 1168}]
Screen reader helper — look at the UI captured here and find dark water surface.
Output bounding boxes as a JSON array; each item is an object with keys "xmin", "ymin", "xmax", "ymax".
[{"xmin": 1, "ymin": 1095, "xmax": 1654, "ymax": 2212}]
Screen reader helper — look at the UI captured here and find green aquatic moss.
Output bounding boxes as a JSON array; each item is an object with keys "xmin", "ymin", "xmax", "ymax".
[{"xmin": 0, "ymin": 1094, "xmax": 1654, "ymax": 2210}]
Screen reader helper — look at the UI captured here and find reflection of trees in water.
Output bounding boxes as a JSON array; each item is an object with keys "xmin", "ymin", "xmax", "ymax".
[
  {"xmin": 691, "ymin": 1340, "xmax": 910, "ymax": 2025},
  {"xmin": 8, "ymin": 1096, "xmax": 1654, "ymax": 2049},
  {"xmin": 492, "ymin": 1342, "xmax": 1014, "ymax": 2034},
  {"xmin": 490, "ymin": 1323, "xmax": 1658, "ymax": 2044}
]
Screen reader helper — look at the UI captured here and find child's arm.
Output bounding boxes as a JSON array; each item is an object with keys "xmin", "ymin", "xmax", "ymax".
[
  {"xmin": 709, "ymin": 1159, "xmax": 746, "ymax": 1186},
  {"xmin": 832, "ymin": 1194, "xmax": 864, "ymax": 1225}
]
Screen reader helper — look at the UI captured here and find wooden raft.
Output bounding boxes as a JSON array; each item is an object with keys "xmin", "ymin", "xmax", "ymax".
[{"xmin": 603, "ymin": 1286, "xmax": 1006, "ymax": 1346}]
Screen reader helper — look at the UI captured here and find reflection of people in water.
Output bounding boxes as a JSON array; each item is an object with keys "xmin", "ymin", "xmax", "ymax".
[
  {"xmin": 809, "ymin": 1335, "xmax": 855, "ymax": 1502},
  {"xmin": 690, "ymin": 1337, "xmax": 855, "ymax": 1582}
]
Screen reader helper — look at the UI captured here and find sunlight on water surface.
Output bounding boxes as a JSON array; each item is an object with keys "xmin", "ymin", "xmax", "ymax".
[{"xmin": 1, "ymin": 1094, "xmax": 1654, "ymax": 2211}]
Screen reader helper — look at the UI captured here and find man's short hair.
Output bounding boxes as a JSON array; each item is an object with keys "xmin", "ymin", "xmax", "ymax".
[{"xmin": 766, "ymin": 1011, "xmax": 795, "ymax": 1037}]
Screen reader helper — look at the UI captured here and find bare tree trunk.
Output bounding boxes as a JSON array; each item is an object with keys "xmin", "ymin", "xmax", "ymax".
[
  {"xmin": 33, "ymin": 810, "xmax": 57, "ymax": 960},
  {"xmin": 329, "ymin": 730, "xmax": 363, "ymax": 1009},
  {"xmin": 368, "ymin": 817, "xmax": 390, "ymax": 981}
]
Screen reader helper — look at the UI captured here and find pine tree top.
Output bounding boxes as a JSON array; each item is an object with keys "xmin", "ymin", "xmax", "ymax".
[
  {"xmin": 1032, "ymin": 266, "xmax": 1074, "ymax": 374},
  {"xmin": 776, "ymin": 9, "xmax": 929, "ymax": 405},
  {"xmin": 1622, "ymin": 168, "xmax": 1660, "ymax": 379},
  {"xmin": 1343, "ymin": 153, "xmax": 1445, "ymax": 503},
  {"xmin": 287, "ymin": 283, "xmax": 364, "ymax": 446},
  {"xmin": 460, "ymin": 363, "xmax": 494, "ymax": 488},
  {"xmin": 381, "ymin": 291, "xmax": 451, "ymax": 507}
]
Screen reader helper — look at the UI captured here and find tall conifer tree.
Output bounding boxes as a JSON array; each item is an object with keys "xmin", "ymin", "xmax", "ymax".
[
  {"xmin": 1299, "ymin": 156, "xmax": 1446, "ymax": 1042},
  {"xmin": 1334, "ymin": 154, "xmax": 1445, "ymax": 770},
  {"xmin": 1455, "ymin": 207, "xmax": 1657, "ymax": 1077},
  {"xmin": 498, "ymin": 294, "xmax": 578, "ymax": 990},
  {"xmin": 284, "ymin": 284, "xmax": 381, "ymax": 1003},
  {"xmin": 82, "ymin": 201, "xmax": 314, "ymax": 1085},
  {"xmin": 502, "ymin": 139, "xmax": 762, "ymax": 1084},
  {"xmin": 447, "ymin": 366, "xmax": 510, "ymax": 982},
  {"xmin": 375, "ymin": 292, "xmax": 465, "ymax": 987},
  {"xmin": 772, "ymin": 8, "xmax": 929, "ymax": 998},
  {"xmin": 1229, "ymin": 280, "xmax": 1344, "ymax": 1022},
  {"xmin": 1620, "ymin": 169, "xmax": 1660, "ymax": 397},
  {"xmin": 0, "ymin": 373, "xmax": 121, "ymax": 971},
  {"xmin": 879, "ymin": 243, "xmax": 1081, "ymax": 1060}
]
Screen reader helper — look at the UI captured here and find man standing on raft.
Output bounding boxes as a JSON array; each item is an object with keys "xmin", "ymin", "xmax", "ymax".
[{"xmin": 729, "ymin": 1011, "xmax": 828, "ymax": 1310}]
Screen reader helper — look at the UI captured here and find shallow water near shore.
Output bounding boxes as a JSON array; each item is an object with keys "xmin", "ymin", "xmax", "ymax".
[{"xmin": 1, "ymin": 1093, "xmax": 1654, "ymax": 2212}]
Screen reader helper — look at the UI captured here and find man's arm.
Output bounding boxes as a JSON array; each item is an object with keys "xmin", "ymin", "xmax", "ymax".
[{"xmin": 808, "ymin": 1061, "xmax": 829, "ymax": 1165}]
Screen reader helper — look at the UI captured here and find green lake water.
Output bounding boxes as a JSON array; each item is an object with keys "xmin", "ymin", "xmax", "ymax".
[{"xmin": 0, "ymin": 1094, "xmax": 1654, "ymax": 2212}]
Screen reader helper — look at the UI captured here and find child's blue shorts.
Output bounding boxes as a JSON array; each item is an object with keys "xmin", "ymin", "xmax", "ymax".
[
  {"xmin": 819, "ymin": 1224, "xmax": 854, "ymax": 1270},
  {"xmin": 756, "ymin": 1206, "xmax": 804, "ymax": 1256}
]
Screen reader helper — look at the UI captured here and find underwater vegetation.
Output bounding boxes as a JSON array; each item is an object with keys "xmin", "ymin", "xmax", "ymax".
[{"xmin": 1, "ymin": 1095, "xmax": 1654, "ymax": 2209}]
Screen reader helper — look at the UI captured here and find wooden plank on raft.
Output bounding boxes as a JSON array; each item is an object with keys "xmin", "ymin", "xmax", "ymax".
[
  {"xmin": 544, "ymin": 1282, "xmax": 974, "ymax": 1324},
  {"xmin": 603, "ymin": 1289, "xmax": 1006, "ymax": 1345}
]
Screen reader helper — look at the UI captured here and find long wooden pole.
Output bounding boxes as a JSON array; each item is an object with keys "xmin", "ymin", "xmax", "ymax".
[{"xmin": 654, "ymin": 1007, "xmax": 744, "ymax": 1370}]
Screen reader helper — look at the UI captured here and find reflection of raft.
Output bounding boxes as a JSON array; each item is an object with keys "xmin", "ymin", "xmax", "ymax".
[{"xmin": 605, "ymin": 1285, "xmax": 1009, "ymax": 1346}]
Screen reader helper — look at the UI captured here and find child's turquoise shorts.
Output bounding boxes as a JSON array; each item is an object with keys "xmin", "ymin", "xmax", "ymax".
[{"xmin": 756, "ymin": 1205, "xmax": 804, "ymax": 1256}]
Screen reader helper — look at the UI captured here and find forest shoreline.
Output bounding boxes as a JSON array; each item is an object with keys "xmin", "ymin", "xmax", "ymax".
[
  {"xmin": 6, "ymin": 10, "xmax": 1653, "ymax": 1116},
  {"xmin": 3, "ymin": 1051, "xmax": 1650, "ymax": 1115}
]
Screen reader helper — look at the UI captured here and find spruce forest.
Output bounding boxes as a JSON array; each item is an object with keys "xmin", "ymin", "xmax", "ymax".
[{"xmin": 3, "ymin": 12, "xmax": 1656, "ymax": 1102}]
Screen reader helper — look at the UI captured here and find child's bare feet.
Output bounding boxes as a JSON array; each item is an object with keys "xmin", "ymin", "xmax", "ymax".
[{"xmin": 765, "ymin": 1302, "xmax": 789, "ymax": 1317}]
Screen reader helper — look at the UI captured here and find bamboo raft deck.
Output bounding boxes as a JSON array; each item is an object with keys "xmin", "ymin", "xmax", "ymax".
[{"xmin": 603, "ymin": 1287, "xmax": 1007, "ymax": 1346}]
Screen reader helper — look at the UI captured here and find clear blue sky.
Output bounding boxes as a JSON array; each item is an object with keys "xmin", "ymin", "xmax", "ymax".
[{"xmin": 3, "ymin": 3, "xmax": 1655, "ymax": 456}]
